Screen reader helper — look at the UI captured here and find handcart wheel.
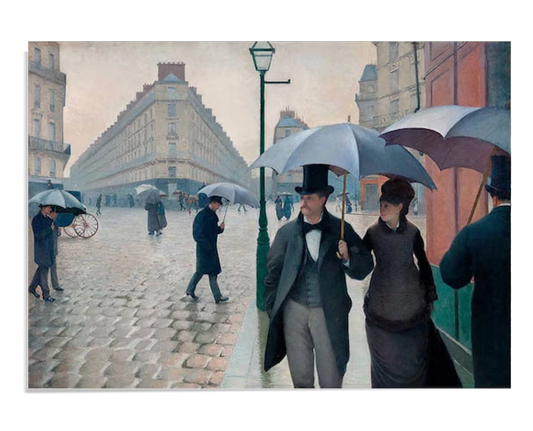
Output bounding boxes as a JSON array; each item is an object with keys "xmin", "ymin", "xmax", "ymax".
[
  {"xmin": 73, "ymin": 213, "xmax": 99, "ymax": 238},
  {"xmin": 63, "ymin": 224, "xmax": 78, "ymax": 238}
]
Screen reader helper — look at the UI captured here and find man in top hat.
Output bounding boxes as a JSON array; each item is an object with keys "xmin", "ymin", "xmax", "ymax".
[
  {"xmin": 263, "ymin": 164, "xmax": 374, "ymax": 388},
  {"xmin": 440, "ymin": 155, "xmax": 511, "ymax": 388},
  {"xmin": 185, "ymin": 195, "xmax": 229, "ymax": 304}
]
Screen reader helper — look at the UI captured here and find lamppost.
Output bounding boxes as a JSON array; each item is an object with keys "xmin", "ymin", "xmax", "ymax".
[{"xmin": 249, "ymin": 42, "xmax": 290, "ymax": 310}]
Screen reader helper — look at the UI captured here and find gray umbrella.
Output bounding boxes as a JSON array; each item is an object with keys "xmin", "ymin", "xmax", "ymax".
[
  {"xmin": 199, "ymin": 182, "xmax": 259, "ymax": 223},
  {"xmin": 199, "ymin": 182, "xmax": 260, "ymax": 208},
  {"xmin": 28, "ymin": 189, "xmax": 86, "ymax": 215},
  {"xmin": 250, "ymin": 123, "xmax": 437, "ymax": 190}
]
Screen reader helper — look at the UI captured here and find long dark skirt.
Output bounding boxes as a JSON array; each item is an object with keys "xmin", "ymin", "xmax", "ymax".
[
  {"xmin": 365, "ymin": 319, "xmax": 429, "ymax": 388},
  {"xmin": 366, "ymin": 319, "xmax": 462, "ymax": 388}
]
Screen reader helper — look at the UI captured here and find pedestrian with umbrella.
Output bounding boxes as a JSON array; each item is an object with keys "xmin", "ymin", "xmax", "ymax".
[
  {"xmin": 263, "ymin": 164, "xmax": 374, "ymax": 388},
  {"xmin": 274, "ymin": 195, "xmax": 283, "ymax": 221},
  {"xmin": 96, "ymin": 194, "xmax": 102, "ymax": 216},
  {"xmin": 282, "ymin": 194, "xmax": 294, "ymax": 221},
  {"xmin": 361, "ymin": 177, "xmax": 460, "ymax": 388},
  {"xmin": 28, "ymin": 190, "xmax": 85, "ymax": 302},
  {"xmin": 250, "ymin": 122, "xmax": 438, "ymax": 388},
  {"xmin": 380, "ymin": 105, "xmax": 511, "ymax": 387},
  {"xmin": 185, "ymin": 195, "xmax": 229, "ymax": 304},
  {"xmin": 142, "ymin": 188, "xmax": 166, "ymax": 236}
]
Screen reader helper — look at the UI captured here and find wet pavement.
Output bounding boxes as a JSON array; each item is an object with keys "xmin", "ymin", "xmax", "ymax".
[{"xmin": 27, "ymin": 202, "xmax": 425, "ymax": 389}]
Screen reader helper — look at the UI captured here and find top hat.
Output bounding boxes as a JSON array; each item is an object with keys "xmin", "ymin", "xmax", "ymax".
[
  {"xmin": 485, "ymin": 155, "xmax": 511, "ymax": 195},
  {"xmin": 295, "ymin": 164, "xmax": 334, "ymax": 195}
]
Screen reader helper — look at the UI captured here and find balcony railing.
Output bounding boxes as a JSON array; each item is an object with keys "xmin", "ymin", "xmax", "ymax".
[
  {"xmin": 28, "ymin": 60, "xmax": 66, "ymax": 85},
  {"xmin": 29, "ymin": 136, "xmax": 70, "ymax": 156}
]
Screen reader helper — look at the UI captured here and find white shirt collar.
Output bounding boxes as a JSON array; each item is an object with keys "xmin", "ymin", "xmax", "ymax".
[{"xmin": 303, "ymin": 213, "xmax": 323, "ymax": 225}]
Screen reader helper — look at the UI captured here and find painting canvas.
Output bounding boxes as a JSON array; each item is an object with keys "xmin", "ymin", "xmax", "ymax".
[{"xmin": 15, "ymin": 9, "xmax": 525, "ymax": 428}]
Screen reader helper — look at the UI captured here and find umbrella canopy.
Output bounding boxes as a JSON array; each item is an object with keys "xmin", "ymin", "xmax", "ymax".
[
  {"xmin": 379, "ymin": 105, "xmax": 511, "ymax": 173},
  {"xmin": 198, "ymin": 182, "xmax": 260, "ymax": 208},
  {"xmin": 135, "ymin": 184, "xmax": 157, "ymax": 195},
  {"xmin": 137, "ymin": 188, "xmax": 166, "ymax": 204},
  {"xmin": 250, "ymin": 123, "xmax": 437, "ymax": 190},
  {"xmin": 28, "ymin": 189, "xmax": 86, "ymax": 215}
]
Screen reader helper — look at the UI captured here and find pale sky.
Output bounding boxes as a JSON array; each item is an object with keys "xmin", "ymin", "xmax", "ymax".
[{"xmin": 60, "ymin": 41, "xmax": 377, "ymax": 176}]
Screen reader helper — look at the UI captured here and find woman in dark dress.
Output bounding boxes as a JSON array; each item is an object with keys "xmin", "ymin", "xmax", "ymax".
[
  {"xmin": 362, "ymin": 178, "xmax": 441, "ymax": 387},
  {"xmin": 275, "ymin": 196, "xmax": 283, "ymax": 221}
]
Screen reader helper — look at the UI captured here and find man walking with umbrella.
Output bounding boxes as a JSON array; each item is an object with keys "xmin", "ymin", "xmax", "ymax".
[
  {"xmin": 440, "ymin": 155, "xmax": 511, "ymax": 388},
  {"xmin": 28, "ymin": 205, "xmax": 64, "ymax": 302},
  {"xmin": 185, "ymin": 195, "xmax": 229, "ymax": 304},
  {"xmin": 263, "ymin": 164, "xmax": 374, "ymax": 387}
]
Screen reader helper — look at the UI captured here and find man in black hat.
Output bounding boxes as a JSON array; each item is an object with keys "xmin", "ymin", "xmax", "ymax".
[
  {"xmin": 263, "ymin": 164, "xmax": 374, "ymax": 388},
  {"xmin": 440, "ymin": 155, "xmax": 511, "ymax": 388},
  {"xmin": 185, "ymin": 195, "xmax": 229, "ymax": 304}
]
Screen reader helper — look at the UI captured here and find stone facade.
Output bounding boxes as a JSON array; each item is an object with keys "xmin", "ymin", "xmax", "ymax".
[
  {"xmin": 28, "ymin": 42, "xmax": 70, "ymax": 196},
  {"xmin": 69, "ymin": 63, "xmax": 250, "ymax": 205}
]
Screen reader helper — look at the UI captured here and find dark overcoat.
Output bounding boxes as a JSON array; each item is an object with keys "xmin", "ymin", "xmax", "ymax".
[
  {"xmin": 32, "ymin": 211, "xmax": 55, "ymax": 268},
  {"xmin": 439, "ymin": 205, "xmax": 510, "ymax": 387},
  {"xmin": 193, "ymin": 206, "xmax": 224, "ymax": 275},
  {"xmin": 263, "ymin": 209, "xmax": 374, "ymax": 376},
  {"xmin": 145, "ymin": 202, "xmax": 162, "ymax": 232}
]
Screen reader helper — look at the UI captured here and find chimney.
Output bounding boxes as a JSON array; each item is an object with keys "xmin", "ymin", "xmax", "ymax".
[{"xmin": 157, "ymin": 62, "xmax": 186, "ymax": 81}]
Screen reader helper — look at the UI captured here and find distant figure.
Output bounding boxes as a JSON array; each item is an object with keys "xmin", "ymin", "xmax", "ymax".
[
  {"xmin": 128, "ymin": 194, "xmax": 135, "ymax": 208},
  {"xmin": 46, "ymin": 180, "xmax": 54, "ymax": 189},
  {"xmin": 96, "ymin": 194, "xmax": 102, "ymax": 216},
  {"xmin": 346, "ymin": 195, "xmax": 352, "ymax": 214},
  {"xmin": 112, "ymin": 194, "xmax": 117, "ymax": 207},
  {"xmin": 178, "ymin": 193, "xmax": 186, "ymax": 211},
  {"xmin": 275, "ymin": 196, "xmax": 283, "ymax": 221},
  {"xmin": 283, "ymin": 195, "xmax": 294, "ymax": 220},
  {"xmin": 237, "ymin": 203, "xmax": 247, "ymax": 213},
  {"xmin": 145, "ymin": 191, "xmax": 165, "ymax": 236}
]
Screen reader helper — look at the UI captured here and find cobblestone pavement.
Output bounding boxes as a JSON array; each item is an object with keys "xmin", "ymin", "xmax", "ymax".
[{"xmin": 27, "ymin": 202, "xmax": 425, "ymax": 389}]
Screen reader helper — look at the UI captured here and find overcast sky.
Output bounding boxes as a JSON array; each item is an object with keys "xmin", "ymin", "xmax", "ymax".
[{"xmin": 60, "ymin": 41, "xmax": 377, "ymax": 176}]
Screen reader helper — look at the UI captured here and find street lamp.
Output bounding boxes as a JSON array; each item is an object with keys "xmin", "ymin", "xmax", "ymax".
[{"xmin": 249, "ymin": 42, "xmax": 290, "ymax": 310}]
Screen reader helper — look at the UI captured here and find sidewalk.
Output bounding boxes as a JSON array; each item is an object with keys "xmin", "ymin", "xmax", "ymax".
[{"xmin": 222, "ymin": 278, "xmax": 371, "ymax": 389}]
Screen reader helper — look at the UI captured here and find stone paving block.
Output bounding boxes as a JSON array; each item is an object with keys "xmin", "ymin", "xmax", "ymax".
[
  {"xmin": 169, "ymin": 310, "xmax": 193, "ymax": 320},
  {"xmin": 152, "ymin": 318, "xmax": 173, "ymax": 329},
  {"xmin": 28, "ymin": 370, "xmax": 54, "ymax": 388},
  {"xmin": 133, "ymin": 339, "xmax": 157, "ymax": 351},
  {"xmin": 59, "ymin": 326, "xmax": 85, "ymax": 338},
  {"xmin": 110, "ymin": 326, "xmax": 137, "ymax": 339},
  {"xmin": 105, "ymin": 376, "xmax": 139, "ymax": 388},
  {"xmin": 177, "ymin": 342, "xmax": 200, "ymax": 354},
  {"xmin": 191, "ymin": 321, "xmax": 212, "ymax": 332},
  {"xmin": 216, "ymin": 332, "xmax": 238, "ymax": 345},
  {"xmin": 55, "ymin": 347, "xmax": 88, "ymax": 361},
  {"xmin": 90, "ymin": 326, "xmax": 114, "ymax": 338},
  {"xmin": 28, "ymin": 336, "xmax": 48, "ymax": 350},
  {"xmin": 176, "ymin": 330, "xmax": 197, "ymax": 342},
  {"xmin": 152, "ymin": 308, "xmax": 172, "ymax": 318},
  {"xmin": 85, "ymin": 347, "xmax": 114, "ymax": 362},
  {"xmin": 76, "ymin": 374, "xmax": 107, "ymax": 388},
  {"xmin": 85, "ymin": 306, "xmax": 104, "ymax": 316},
  {"xmin": 85, "ymin": 316, "xmax": 104, "ymax": 326},
  {"xmin": 151, "ymin": 340, "xmax": 179, "ymax": 353},
  {"xmin": 183, "ymin": 369, "xmax": 212, "ymax": 386},
  {"xmin": 29, "ymin": 359, "xmax": 60, "ymax": 374},
  {"xmin": 133, "ymin": 351, "xmax": 160, "ymax": 364},
  {"xmin": 79, "ymin": 360, "xmax": 109, "ymax": 375},
  {"xmin": 225, "ymin": 313, "xmax": 245, "ymax": 324},
  {"xmin": 102, "ymin": 307, "xmax": 123, "ymax": 317},
  {"xmin": 114, "ymin": 317, "xmax": 139, "ymax": 327},
  {"xmin": 45, "ymin": 337, "xmax": 72, "ymax": 349},
  {"xmin": 95, "ymin": 316, "xmax": 121, "ymax": 327},
  {"xmin": 198, "ymin": 343, "xmax": 225, "ymax": 357},
  {"xmin": 137, "ymin": 379, "xmax": 171, "ymax": 389},
  {"xmin": 43, "ymin": 327, "xmax": 65, "ymax": 337},
  {"xmin": 206, "ymin": 357, "xmax": 229, "ymax": 371},
  {"xmin": 194, "ymin": 331, "xmax": 220, "ymax": 344},
  {"xmin": 171, "ymin": 382, "xmax": 201, "ymax": 389},
  {"xmin": 111, "ymin": 348, "xmax": 136, "ymax": 362},
  {"xmin": 158, "ymin": 367, "xmax": 188, "ymax": 382},
  {"xmin": 185, "ymin": 354, "xmax": 211, "ymax": 369},
  {"xmin": 110, "ymin": 338, "xmax": 140, "ymax": 349},
  {"xmin": 88, "ymin": 337, "xmax": 113, "ymax": 348},
  {"xmin": 32, "ymin": 347, "xmax": 61, "ymax": 361},
  {"xmin": 154, "ymin": 300, "xmax": 174, "ymax": 310},
  {"xmin": 53, "ymin": 359, "xmax": 84, "ymax": 374},
  {"xmin": 135, "ymin": 317, "xmax": 158, "ymax": 328},
  {"xmin": 209, "ymin": 323, "xmax": 232, "ymax": 334},
  {"xmin": 158, "ymin": 352, "xmax": 189, "ymax": 368},
  {"xmin": 135, "ymin": 308, "xmax": 155, "ymax": 319},
  {"xmin": 120, "ymin": 308, "xmax": 138, "ymax": 318},
  {"xmin": 153, "ymin": 328, "xmax": 178, "ymax": 341},
  {"xmin": 125, "ymin": 299, "xmax": 143, "ymax": 308},
  {"xmin": 105, "ymin": 360, "xmax": 140, "ymax": 378},
  {"xmin": 221, "ymin": 346, "xmax": 234, "ymax": 357},
  {"xmin": 171, "ymin": 320, "xmax": 194, "ymax": 331},
  {"xmin": 209, "ymin": 371, "xmax": 225, "ymax": 386},
  {"xmin": 47, "ymin": 371, "xmax": 80, "ymax": 388}
]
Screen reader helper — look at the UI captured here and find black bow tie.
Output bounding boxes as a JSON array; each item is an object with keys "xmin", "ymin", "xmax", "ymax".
[{"xmin": 303, "ymin": 221, "xmax": 324, "ymax": 234}]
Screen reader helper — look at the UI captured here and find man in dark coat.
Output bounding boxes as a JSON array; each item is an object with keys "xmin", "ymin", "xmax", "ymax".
[
  {"xmin": 440, "ymin": 155, "xmax": 511, "ymax": 388},
  {"xmin": 185, "ymin": 195, "xmax": 229, "ymax": 303},
  {"xmin": 28, "ymin": 205, "xmax": 63, "ymax": 302},
  {"xmin": 263, "ymin": 164, "xmax": 374, "ymax": 388}
]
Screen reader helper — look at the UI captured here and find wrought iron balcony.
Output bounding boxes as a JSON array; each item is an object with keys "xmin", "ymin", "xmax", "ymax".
[
  {"xmin": 28, "ymin": 60, "xmax": 66, "ymax": 85},
  {"xmin": 29, "ymin": 136, "xmax": 70, "ymax": 157}
]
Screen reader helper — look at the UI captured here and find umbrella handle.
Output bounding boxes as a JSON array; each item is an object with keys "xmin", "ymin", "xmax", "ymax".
[
  {"xmin": 467, "ymin": 147, "xmax": 498, "ymax": 225},
  {"xmin": 337, "ymin": 173, "xmax": 347, "ymax": 260},
  {"xmin": 222, "ymin": 202, "xmax": 229, "ymax": 224}
]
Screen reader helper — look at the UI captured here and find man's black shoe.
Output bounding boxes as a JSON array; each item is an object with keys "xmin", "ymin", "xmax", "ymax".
[
  {"xmin": 186, "ymin": 292, "xmax": 200, "ymax": 302},
  {"xmin": 54, "ymin": 287, "xmax": 64, "ymax": 292},
  {"xmin": 44, "ymin": 297, "xmax": 56, "ymax": 303},
  {"xmin": 29, "ymin": 290, "xmax": 40, "ymax": 299},
  {"xmin": 215, "ymin": 296, "xmax": 229, "ymax": 304}
]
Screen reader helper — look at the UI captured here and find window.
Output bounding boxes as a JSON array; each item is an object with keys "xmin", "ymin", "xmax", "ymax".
[
  {"xmin": 285, "ymin": 129, "xmax": 291, "ymax": 137},
  {"xmin": 34, "ymin": 47, "xmax": 41, "ymax": 67},
  {"xmin": 390, "ymin": 99, "xmax": 399, "ymax": 114},
  {"xmin": 168, "ymin": 104, "xmax": 176, "ymax": 117},
  {"xmin": 49, "ymin": 53, "xmax": 54, "ymax": 71},
  {"xmin": 49, "ymin": 89, "xmax": 55, "ymax": 112},
  {"xmin": 167, "ymin": 122, "xmax": 178, "ymax": 138},
  {"xmin": 167, "ymin": 87, "xmax": 176, "ymax": 98},
  {"xmin": 34, "ymin": 85, "xmax": 41, "ymax": 108},
  {"xmin": 168, "ymin": 166, "xmax": 177, "ymax": 177},
  {"xmin": 48, "ymin": 122, "xmax": 56, "ymax": 141},
  {"xmin": 168, "ymin": 142, "xmax": 177, "ymax": 156},
  {"xmin": 390, "ymin": 70, "xmax": 399, "ymax": 93},
  {"xmin": 33, "ymin": 119, "xmax": 41, "ymax": 137},
  {"xmin": 34, "ymin": 157, "xmax": 41, "ymax": 175},
  {"xmin": 49, "ymin": 159, "xmax": 56, "ymax": 178},
  {"xmin": 389, "ymin": 42, "xmax": 399, "ymax": 61}
]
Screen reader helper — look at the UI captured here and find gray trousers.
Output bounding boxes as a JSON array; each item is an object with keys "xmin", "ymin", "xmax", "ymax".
[
  {"xmin": 186, "ymin": 272, "xmax": 222, "ymax": 301},
  {"xmin": 283, "ymin": 298, "xmax": 343, "ymax": 388},
  {"xmin": 29, "ymin": 263, "xmax": 60, "ymax": 299}
]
